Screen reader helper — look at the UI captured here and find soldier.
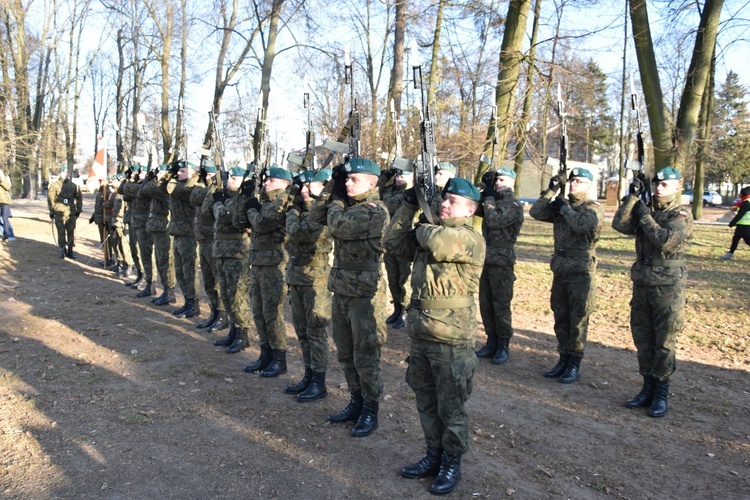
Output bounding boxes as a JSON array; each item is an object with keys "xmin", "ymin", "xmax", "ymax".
[
  {"xmin": 310, "ymin": 158, "xmax": 389, "ymax": 438},
  {"xmin": 385, "ymin": 178, "xmax": 485, "ymax": 495},
  {"xmin": 475, "ymin": 167, "xmax": 524, "ymax": 364},
  {"xmin": 612, "ymin": 167, "xmax": 693, "ymax": 418},
  {"xmin": 434, "ymin": 161, "xmax": 456, "ymax": 191},
  {"xmin": 130, "ymin": 167, "xmax": 157, "ymax": 295},
  {"xmin": 89, "ymin": 183, "xmax": 110, "ymax": 264},
  {"xmin": 205, "ymin": 167, "xmax": 252, "ymax": 354},
  {"xmin": 118, "ymin": 169, "xmax": 141, "ymax": 280},
  {"xmin": 104, "ymin": 175, "xmax": 134, "ymax": 276},
  {"xmin": 283, "ymin": 169, "xmax": 333, "ymax": 401},
  {"xmin": 140, "ymin": 164, "xmax": 177, "ymax": 306},
  {"xmin": 529, "ymin": 167, "xmax": 603, "ymax": 384},
  {"xmin": 169, "ymin": 162, "xmax": 201, "ymax": 319},
  {"xmin": 190, "ymin": 161, "xmax": 228, "ymax": 331},
  {"xmin": 47, "ymin": 167, "xmax": 83, "ymax": 259},
  {"xmin": 380, "ymin": 165, "xmax": 414, "ymax": 329},
  {"xmin": 241, "ymin": 166, "xmax": 292, "ymax": 377}
]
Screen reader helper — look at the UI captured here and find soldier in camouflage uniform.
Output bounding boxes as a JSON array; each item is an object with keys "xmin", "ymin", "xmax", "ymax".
[
  {"xmin": 204, "ymin": 167, "xmax": 252, "ymax": 354},
  {"xmin": 283, "ymin": 169, "xmax": 333, "ymax": 402},
  {"xmin": 612, "ymin": 167, "xmax": 692, "ymax": 418},
  {"xmin": 104, "ymin": 175, "xmax": 133, "ymax": 276},
  {"xmin": 529, "ymin": 167, "xmax": 603, "ymax": 384},
  {"xmin": 476, "ymin": 167, "xmax": 524, "ymax": 364},
  {"xmin": 89, "ymin": 183, "xmax": 110, "ymax": 264},
  {"xmin": 190, "ymin": 162, "xmax": 228, "ymax": 331},
  {"xmin": 47, "ymin": 167, "xmax": 83, "ymax": 259},
  {"xmin": 119, "ymin": 169, "xmax": 141, "ymax": 281},
  {"xmin": 385, "ymin": 177, "xmax": 485, "ymax": 496},
  {"xmin": 240, "ymin": 166, "xmax": 292, "ymax": 377},
  {"xmin": 168, "ymin": 162, "xmax": 201, "ymax": 318},
  {"xmin": 140, "ymin": 164, "xmax": 177, "ymax": 306},
  {"xmin": 380, "ymin": 165, "xmax": 414, "ymax": 329},
  {"xmin": 310, "ymin": 158, "xmax": 389, "ymax": 438},
  {"xmin": 131, "ymin": 167, "xmax": 157, "ymax": 295}
]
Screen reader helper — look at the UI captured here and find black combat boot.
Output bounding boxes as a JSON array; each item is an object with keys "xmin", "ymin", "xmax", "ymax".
[
  {"xmin": 491, "ymin": 338, "xmax": 510, "ymax": 365},
  {"xmin": 392, "ymin": 308, "xmax": 407, "ymax": 329},
  {"xmin": 284, "ymin": 367, "xmax": 313, "ymax": 394},
  {"xmin": 401, "ymin": 446, "xmax": 443, "ymax": 479},
  {"xmin": 153, "ymin": 287, "xmax": 176, "ymax": 306},
  {"xmin": 328, "ymin": 391, "xmax": 364, "ymax": 423},
  {"xmin": 213, "ymin": 323, "xmax": 237, "ymax": 347},
  {"xmin": 172, "ymin": 300, "xmax": 189, "ymax": 316},
  {"xmin": 226, "ymin": 328, "xmax": 249, "ymax": 354},
  {"xmin": 120, "ymin": 265, "xmax": 136, "ymax": 278},
  {"xmin": 207, "ymin": 311, "xmax": 229, "ymax": 332},
  {"xmin": 66, "ymin": 246, "xmax": 76, "ymax": 259},
  {"xmin": 475, "ymin": 335, "xmax": 498, "ymax": 358},
  {"xmin": 125, "ymin": 270, "xmax": 142, "ymax": 287},
  {"xmin": 260, "ymin": 350, "xmax": 287, "ymax": 378},
  {"xmin": 429, "ymin": 452, "xmax": 462, "ymax": 495},
  {"xmin": 135, "ymin": 281, "xmax": 154, "ymax": 298},
  {"xmin": 243, "ymin": 346, "xmax": 273, "ymax": 373},
  {"xmin": 559, "ymin": 356, "xmax": 581, "ymax": 384},
  {"xmin": 648, "ymin": 380, "xmax": 670, "ymax": 418},
  {"xmin": 297, "ymin": 371, "xmax": 327, "ymax": 402},
  {"xmin": 351, "ymin": 401, "xmax": 379, "ymax": 437},
  {"xmin": 625, "ymin": 376, "xmax": 655, "ymax": 409},
  {"xmin": 181, "ymin": 298, "xmax": 201, "ymax": 318},
  {"xmin": 196, "ymin": 308, "xmax": 218, "ymax": 329},
  {"xmin": 385, "ymin": 303, "xmax": 403, "ymax": 325},
  {"xmin": 543, "ymin": 354, "xmax": 569, "ymax": 378}
]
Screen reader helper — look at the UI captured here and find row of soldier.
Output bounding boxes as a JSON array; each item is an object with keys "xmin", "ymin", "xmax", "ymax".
[{"xmin": 45, "ymin": 157, "xmax": 691, "ymax": 496}]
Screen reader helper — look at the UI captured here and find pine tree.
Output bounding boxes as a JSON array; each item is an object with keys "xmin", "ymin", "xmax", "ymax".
[{"xmin": 712, "ymin": 70, "xmax": 750, "ymax": 185}]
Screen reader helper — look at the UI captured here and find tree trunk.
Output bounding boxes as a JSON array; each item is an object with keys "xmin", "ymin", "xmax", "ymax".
[
  {"xmin": 426, "ymin": 0, "xmax": 446, "ymax": 107},
  {"xmin": 692, "ymin": 48, "xmax": 716, "ymax": 220}
]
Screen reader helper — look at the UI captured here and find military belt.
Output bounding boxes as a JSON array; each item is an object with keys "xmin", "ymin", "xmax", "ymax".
[
  {"xmin": 251, "ymin": 242, "xmax": 282, "ymax": 251},
  {"xmin": 642, "ymin": 258, "xmax": 684, "ymax": 267},
  {"xmin": 216, "ymin": 233, "xmax": 244, "ymax": 240},
  {"xmin": 556, "ymin": 249, "xmax": 593, "ymax": 258},
  {"xmin": 410, "ymin": 296, "xmax": 474, "ymax": 310},
  {"xmin": 489, "ymin": 241, "xmax": 515, "ymax": 249},
  {"xmin": 334, "ymin": 261, "xmax": 380, "ymax": 271},
  {"xmin": 291, "ymin": 256, "xmax": 328, "ymax": 267}
]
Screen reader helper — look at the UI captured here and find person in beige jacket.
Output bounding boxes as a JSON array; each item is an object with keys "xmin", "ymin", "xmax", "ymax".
[{"xmin": 0, "ymin": 170, "xmax": 14, "ymax": 241}]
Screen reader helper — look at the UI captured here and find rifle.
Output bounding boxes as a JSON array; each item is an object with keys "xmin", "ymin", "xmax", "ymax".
[
  {"xmin": 479, "ymin": 89, "xmax": 499, "ymax": 169},
  {"xmin": 412, "ymin": 59, "xmax": 438, "ymax": 224},
  {"xmin": 554, "ymin": 83, "xmax": 568, "ymax": 200},
  {"xmin": 383, "ymin": 98, "xmax": 414, "ymax": 172},
  {"xmin": 208, "ymin": 110, "xmax": 228, "ymax": 196},
  {"xmin": 288, "ymin": 90, "xmax": 316, "ymax": 171},
  {"xmin": 321, "ymin": 47, "xmax": 360, "ymax": 169},
  {"xmin": 628, "ymin": 74, "xmax": 651, "ymax": 206}
]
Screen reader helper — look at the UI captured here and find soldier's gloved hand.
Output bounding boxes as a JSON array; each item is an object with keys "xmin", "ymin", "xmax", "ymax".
[
  {"xmin": 548, "ymin": 175, "xmax": 562, "ymax": 193},
  {"xmin": 550, "ymin": 196, "xmax": 569, "ymax": 213},
  {"xmin": 245, "ymin": 197, "xmax": 262, "ymax": 212},
  {"xmin": 75, "ymin": 212, "xmax": 80, "ymax": 219},
  {"xmin": 629, "ymin": 178, "xmax": 645, "ymax": 197},
  {"xmin": 49, "ymin": 213, "xmax": 55, "ymax": 220},
  {"xmin": 125, "ymin": 168, "xmax": 133, "ymax": 180},
  {"xmin": 240, "ymin": 178, "xmax": 255, "ymax": 198},
  {"xmin": 331, "ymin": 163, "xmax": 346, "ymax": 181},
  {"xmin": 213, "ymin": 191, "xmax": 227, "ymax": 203},
  {"xmin": 287, "ymin": 182, "xmax": 300, "ymax": 198},
  {"xmin": 89, "ymin": 215, "xmax": 95, "ymax": 224},
  {"xmin": 403, "ymin": 187, "xmax": 418, "ymax": 206},
  {"xmin": 481, "ymin": 170, "xmax": 496, "ymax": 190},
  {"xmin": 631, "ymin": 199, "xmax": 650, "ymax": 220},
  {"xmin": 169, "ymin": 161, "xmax": 181, "ymax": 176}
]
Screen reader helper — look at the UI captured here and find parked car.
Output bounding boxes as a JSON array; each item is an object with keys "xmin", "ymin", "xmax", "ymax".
[{"xmin": 682, "ymin": 190, "xmax": 722, "ymax": 206}]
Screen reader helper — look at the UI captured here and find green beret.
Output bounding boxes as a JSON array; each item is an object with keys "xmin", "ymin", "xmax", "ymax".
[
  {"xmin": 60, "ymin": 167, "xmax": 69, "ymax": 173},
  {"xmin": 395, "ymin": 167, "xmax": 414, "ymax": 176},
  {"xmin": 313, "ymin": 169, "xmax": 332, "ymax": 182},
  {"xmin": 344, "ymin": 158, "xmax": 380, "ymax": 176},
  {"xmin": 653, "ymin": 167, "xmax": 680, "ymax": 181},
  {"xmin": 117, "ymin": 173, "xmax": 126, "ymax": 180},
  {"xmin": 138, "ymin": 165, "xmax": 148, "ymax": 172},
  {"xmin": 497, "ymin": 167, "xmax": 517, "ymax": 179},
  {"xmin": 268, "ymin": 166, "xmax": 293, "ymax": 181},
  {"xmin": 185, "ymin": 162, "xmax": 196, "ymax": 170},
  {"xmin": 204, "ymin": 159, "xmax": 216, "ymax": 168},
  {"xmin": 158, "ymin": 164, "xmax": 168, "ymax": 172},
  {"xmin": 437, "ymin": 162, "xmax": 457, "ymax": 174},
  {"xmin": 570, "ymin": 167, "xmax": 593, "ymax": 181},
  {"xmin": 297, "ymin": 170, "xmax": 314, "ymax": 183},
  {"xmin": 204, "ymin": 164, "xmax": 217, "ymax": 174},
  {"xmin": 445, "ymin": 177, "xmax": 480, "ymax": 202},
  {"xmin": 229, "ymin": 166, "xmax": 246, "ymax": 177}
]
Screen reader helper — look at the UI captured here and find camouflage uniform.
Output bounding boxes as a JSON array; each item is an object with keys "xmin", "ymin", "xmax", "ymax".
[
  {"xmin": 384, "ymin": 199, "xmax": 485, "ymax": 458},
  {"xmin": 47, "ymin": 177, "xmax": 83, "ymax": 256},
  {"xmin": 104, "ymin": 187, "xmax": 132, "ymax": 268},
  {"xmin": 120, "ymin": 179, "xmax": 142, "ymax": 276},
  {"xmin": 140, "ymin": 175, "xmax": 176, "ymax": 291},
  {"xmin": 129, "ymin": 178, "xmax": 155, "ymax": 287},
  {"xmin": 190, "ymin": 180, "xmax": 223, "ymax": 316},
  {"xmin": 478, "ymin": 189, "xmax": 524, "ymax": 357},
  {"xmin": 169, "ymin": 176, "xmax": 199, "ymax": 301},
  {"xmin": 381, "ymin": 181, "xmax": 413, "ymax": 321},
  {"xmin": 90, "ymin": 187, "xmax": 108, "ymax": 258},
  {"xmin": 529, "ymin": 189, "xmax": 603, "ymax": 363}
]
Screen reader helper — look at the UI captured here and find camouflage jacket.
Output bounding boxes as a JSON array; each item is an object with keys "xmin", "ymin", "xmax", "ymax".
[
  {"xmin": 206, "ymin": 187, "xmax": 250, "ymax": 260},
  {"xmin": 189, "ymin": 181, "xmax": 215, "ymax": 243},
  {"xmin": 384, "ymin": 201, "xmax": 486, "ymax": 344},
  {"xmin": 104, "ymin": 191, "xmax": 125, "ymax": 229},
  {"xmin": 381, "ymin": 182, "xmax": 407, "ymax": 216},
  {"xmin": 285, "ymin": 200, "xmax": 333, "ymax": 286},
  {"xmin": 481, "ymin": 189, "xmax": 524, "ymax": 267},
  {"xmin": 612, "ymin": 194, "xmax": 692, "ymax": 287},
  {"xmin": 316, "ymin": 189, "xmax": 389, "ymax": 298},
  {"xmin": 243, "ymin": 188, "xmax": 289, "ymax": 267},
  {"xmin": 117, "ymin": 181, "xmax": 132, "ymax": 225},
  {"xmin": 91, "ymin": 189, "xmax": 105, "ymax": 225},
  {"xmin": 123, "ymin": 181, "xmax": 148, "ymax": 228},
  {"xmin": 139, "ymin": 178, "xmax": 170, "ymax": 232},
  {"xmin": 529, "ymin": 190, "xmax": 604, "ymax": 276},
  {"xmin": 47, "ymin": 178, "xmax": 82, "ymax": 217},
  {"xmin": 168, "ymin": 176, "xmax": 198, "ymax": 237}
]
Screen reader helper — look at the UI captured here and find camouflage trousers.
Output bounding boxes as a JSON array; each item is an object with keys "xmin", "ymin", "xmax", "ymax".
[
  {"xmin": 406, "ymin": 340, "xmax": 477, "ymax": 456},
  {"xmin": 111, "ymin": 228, "xmax": 132, "ymax": 267},
  {"xmin": 173, "ymin": 235, "xmax": 198, "ymax": 299},
  {"xmin": 250, "ymin": 265, "xmax": 287, "ymax": 351},
  {"xmin": 289, "ymin": 283, "xmax": 331, "ymax": 372},
  {"xmin": 151, "ymin": 231, "xmax": 176, "ymax": 288},
  {"xmin": 136, "ymin": 226, "xmax": 154, "ymax": 283},
  {"xmin": 630, "ymin": 283, "xmax": 685, "ymax": 382},
  {"xmin": 550, "ymin": 272, "xmax": 596, "ymax": 358},
  {"xmin": 331, "ymin": 291, "xmax": 388, "ymax": 403},
  {"xmin": 217, "ymin": 257, "xmax": 250, "ymax": 328},
  {"xmin": 479, "ymin": 264, "xmax": 516, "ymax": 341},
  {"xmin": 126, "ymin": 224, "xmax": 141, "ymax": 272},
  {"xmin": 54, "ymin": 213, "xmax": 76, "ymax": 250},
  {"xmin": 384, "ymin": 252, "xmax": 411, "ymax": 306},
  {"xmin": 198, "ymin": 241, "xmax": 222, "ymax": 311}
]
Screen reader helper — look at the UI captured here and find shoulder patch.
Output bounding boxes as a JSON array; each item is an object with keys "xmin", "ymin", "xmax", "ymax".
[
  {"xmin": 367, "ymin": 203, "xmax": 378, "ymax": 208},
  {"xmin": 678, "ymin": 210, "xmax": 689, "ymax": 217}
]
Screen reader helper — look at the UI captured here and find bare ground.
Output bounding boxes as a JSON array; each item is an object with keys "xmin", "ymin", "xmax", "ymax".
[{"xmin": 0, "ymin": 196, "xmax": 748, "ymax": 499}]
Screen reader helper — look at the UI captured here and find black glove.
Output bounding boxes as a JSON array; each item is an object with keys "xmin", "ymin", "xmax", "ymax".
[
  {"xmin": 287, "ymin": 182, "xmax": 301, "ymax": 198},
  {"xmin": 331, "ymin": 163, "xmax": 346, "ymax": 181},
  {"xmin": 89, "ymin": 215, "xmax": 95, "ymax": 224},
  {"xmin": 631, "ymin": 199, "xmax": 650, "ymax": 220},
  {"xmin": 49, "ymin": 213, "xmax": 55, "ymax": 220},
  {"xmin": 125, "ymin": 168, "xmax": 133, "ymax": 180},
  {"xmin": 550, "ymin": 196, "xmax": 568, "ymax": 213},
  {"xmin": 169, "ymin": 161, "xmax": 181, "ymax": 176},
  {"xmin": 548, "ymin": 175, "xmax": 562, "ymax": 192},
  {"xmin": 629, "ymin": 178, "xmax": 645, "ymax": 197},
  {"xmin": 75, "ymin": 212, "xmax": 80, "ymax": 219},
  {"xmin": 481, "ymin": 170, "xmax": 496, "ymax": 190},
  {"xmin": 213, "ymin": 191, "xmax": 227, "ymax": 203},
  {"xmin": 244, "ymin": 197, "xmax": 262, "ymax": 212},
  {"xmin": 404, "ymin": 187, "xmax": 418, "ymax": 206},
  {"xmin": 240, "ymin": 178, "xmax": 255, "ymax": 198},
  {"xmin": 383, "ymin": 168, "xmax": 397, "ymax": 181}
]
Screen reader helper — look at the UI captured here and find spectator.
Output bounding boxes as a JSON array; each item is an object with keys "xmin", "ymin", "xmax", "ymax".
[
  {"xmin": 720, "ymin": 186, "xmax": 750, "ymax": 261},
  {"xmin": 0, "ymin": 169, "xmax": 15, "ymax": 242}
]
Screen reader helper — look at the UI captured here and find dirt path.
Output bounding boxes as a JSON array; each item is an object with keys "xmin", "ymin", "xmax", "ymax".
[{"xmin": 1, "ymin": 197, "xmax": 748, "ymax": 499}]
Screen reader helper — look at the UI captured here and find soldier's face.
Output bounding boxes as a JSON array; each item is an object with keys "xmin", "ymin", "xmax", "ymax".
[
  {"xmin": 653, "ymin": 179, "xmax": 679, "ymax": 198},
  {"xmin": 440, "ymin": 193, "xmax": 477, "ymax": 219},
  {"xmin": 345, "ymin": 173, "xmax": 376, "ymax": 197},
  {"xmin": 177, "ymin": 167, "xmax": 190, "ymax": 180},
  {"xmin": 569, "ymin": 177, "xmax": 591, "ymax": 195},
  {"xmin": 265, "ymin": 177, "xmax": 290, "ymax": 192},
  {"xmin": 395, "ymin": 173, "xmax": 413, "ymax": 188},
  {"xmin": 304, "ymin": 181, "xmax": 325, "ymax": 201},
  {"xmin": 495, "ymin": 175, "xmax": 515, "ymax": 192},
  {"xmin": 60, "ymin": 171, "xmax": 68, "ymax": 180},
  {"xmin": 434, "ymin": 170, "xmax": 454, "ymax": 188},
  {"xmin": 227, "ymin": 175, "xmax": 243, "ymax": 190}
]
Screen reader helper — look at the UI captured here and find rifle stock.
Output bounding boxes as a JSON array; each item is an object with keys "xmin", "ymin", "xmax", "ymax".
[
  {"xmin": 413, "ymin": 63, "xmax": 438, "ymax": 224},
  {"xmin": 556, "ymin": 83, "xmax": 568, "ymax": 198}
]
